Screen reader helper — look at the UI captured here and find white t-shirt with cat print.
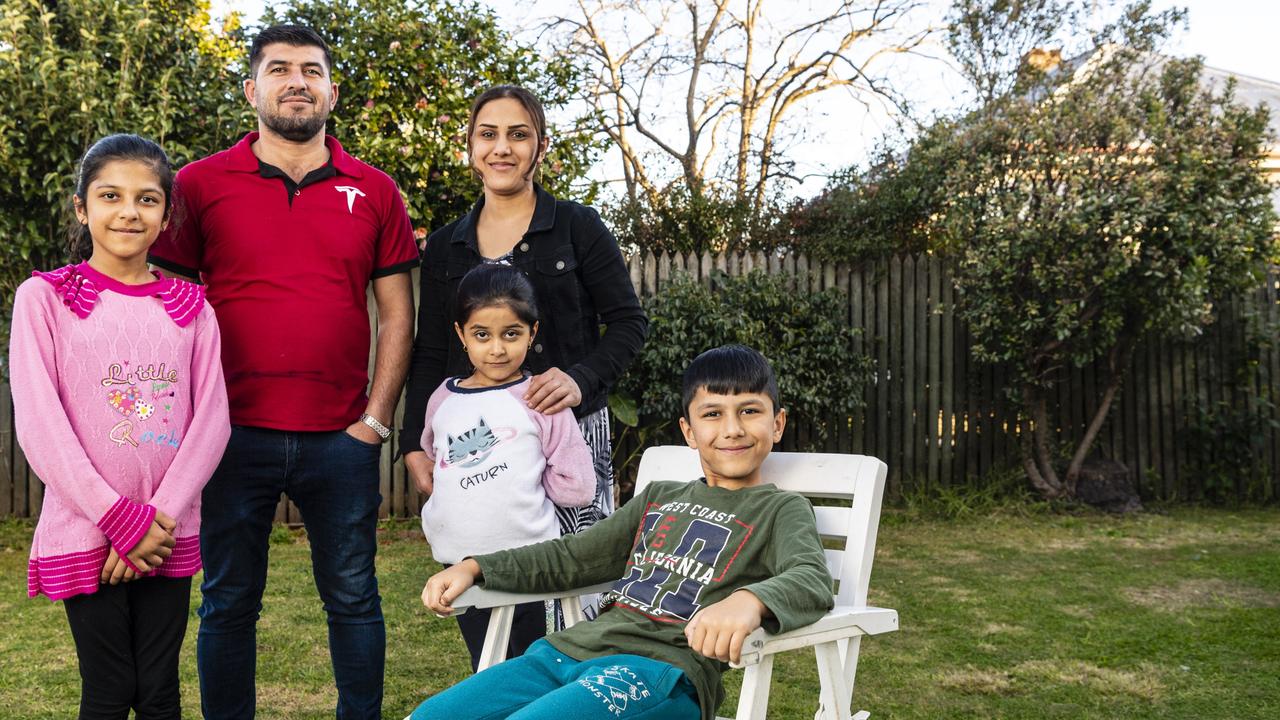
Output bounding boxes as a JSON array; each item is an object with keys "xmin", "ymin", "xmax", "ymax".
[{"xmin": 419, "ymin": 375, "xmax": 596, "ymax": 564}]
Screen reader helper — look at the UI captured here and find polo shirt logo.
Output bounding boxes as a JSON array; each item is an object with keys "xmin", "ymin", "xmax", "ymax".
[{"xmin": 335, "ymin": 185, "xmax": 366, "ymax": 213}]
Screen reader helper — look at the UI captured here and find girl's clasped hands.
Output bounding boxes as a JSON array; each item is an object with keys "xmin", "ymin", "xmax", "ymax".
[{"xmin": 100, "ymin": 510, "xmax": 178, "ymax": 584}]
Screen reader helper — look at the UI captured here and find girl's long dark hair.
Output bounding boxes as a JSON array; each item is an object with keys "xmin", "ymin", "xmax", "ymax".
[{"xmin": 68, "ymin": 134, "xmax": 175, "ymax": 262}]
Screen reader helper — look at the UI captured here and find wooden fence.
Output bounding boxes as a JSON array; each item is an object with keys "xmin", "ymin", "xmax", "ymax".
[{"xmin": 3, "ymin": 254, "xmax": 1277, "ymax": 520}]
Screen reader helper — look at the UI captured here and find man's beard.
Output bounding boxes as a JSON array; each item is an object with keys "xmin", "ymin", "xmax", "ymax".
[{"xmin": 261, "ymin": 97, "xmax": 329, "ymax": 142}]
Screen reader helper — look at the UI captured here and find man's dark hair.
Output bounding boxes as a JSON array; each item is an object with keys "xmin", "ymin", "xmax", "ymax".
[
  {"xmin": 681, "ymin": 344, "xmax": 780, "ymax": 419},
  {"xmin": 249, "ymin": 25, "xmax": 332, "ymax": 78}
]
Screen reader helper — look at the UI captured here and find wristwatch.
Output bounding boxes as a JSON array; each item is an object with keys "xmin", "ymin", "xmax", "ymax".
[{"xmin": 359, "ymin": 413, "xmax": 392, "ymax": 442}]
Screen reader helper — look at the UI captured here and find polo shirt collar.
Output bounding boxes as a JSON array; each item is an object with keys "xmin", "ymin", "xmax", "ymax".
[
  {"xmin": 451, "ymin": 183, "xmax": 556, "ymax": 247},
  {"xmin": 225, "ymin": 132, "xmax": 365, "ymax": 179}
]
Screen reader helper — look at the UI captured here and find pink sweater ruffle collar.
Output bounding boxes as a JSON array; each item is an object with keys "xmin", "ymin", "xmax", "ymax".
[{"xmin": 33, "ymin": 262, "xmax": 205, "ymax": 328}]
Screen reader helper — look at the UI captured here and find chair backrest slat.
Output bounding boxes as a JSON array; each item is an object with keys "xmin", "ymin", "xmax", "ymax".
[{"xmin": 634, "ymin": 447, "xmax": 888, "ymax": 607}]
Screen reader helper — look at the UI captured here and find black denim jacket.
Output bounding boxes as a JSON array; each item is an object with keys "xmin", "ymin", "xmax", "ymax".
[{"xmin": 399, "ymin": 185, "xmax": 648, "ymax": 454}]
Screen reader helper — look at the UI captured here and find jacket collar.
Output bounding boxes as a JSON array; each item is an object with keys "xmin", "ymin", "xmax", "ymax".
[
  {"xmin": 450, "ymin": 183, "xmax": 556, "ymax": 248},
  {"xmin": 225, "ymin": 132, "xmax": 364, "ymax": 179}
]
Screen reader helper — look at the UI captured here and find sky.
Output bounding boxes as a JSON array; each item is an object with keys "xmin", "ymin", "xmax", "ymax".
[{"xmin": 212, "ymin": 0, "xmax": 1280, "ymax": 197}]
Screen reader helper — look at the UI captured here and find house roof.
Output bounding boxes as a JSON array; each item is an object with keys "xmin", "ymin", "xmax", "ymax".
[
  {"xmin": 1197, "ymin": 64, "xmax": 1280, "ymax": 139},
  {"xmin": 1052, "ymin": 45, "xmax": 1280, "ymax": 139}
]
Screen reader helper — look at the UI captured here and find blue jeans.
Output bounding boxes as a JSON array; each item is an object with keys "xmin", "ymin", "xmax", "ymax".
[
  {"xmin": 410, "ymin": 639, "xmax": 700, "ymax": 720},
  {"xmin": 197, "ymin": 426, "xmax": 385, "ymax": 719}
]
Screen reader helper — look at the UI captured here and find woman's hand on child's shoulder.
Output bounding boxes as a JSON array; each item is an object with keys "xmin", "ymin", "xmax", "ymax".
[
  {"xmin": 524, "ymin": 368, "xmax": 582, "ymax": 414},
  {"xmin": 684, "ymin": 590, "xmax": 769, "ymax": 665},
  {"xmin": 421, "ymin": 559, "xmax": 482, "ymax": 617}
]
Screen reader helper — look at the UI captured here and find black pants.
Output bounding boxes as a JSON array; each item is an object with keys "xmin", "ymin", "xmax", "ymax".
[
  {"xmin": 63, "ymin": 576, "xmax": 192, "ymax": 720},
  {"xmin": 455, "ymin": 600, "xmax": 546, "ymax": 672}
]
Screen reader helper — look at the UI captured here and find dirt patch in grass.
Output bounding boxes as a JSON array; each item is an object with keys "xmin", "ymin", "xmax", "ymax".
[
  {"xmin": 1013, "ymin": 660, "xmax": 1165, "ymax": 700},
  {"xmin": 1040, "ymin": 537, "xmax": 1091, "ymax": 552},
  {"xmin": 1057, "ymin": 605, "xmax": 1094, "ymax": 619},
  {"xmin": 937, "ymin": 548, "xmax": 986, "ymax": 565},
  {"xmin": 1125, "ymin": 578, "xmax": 1280, "ymax": 612},
  {"xmin": 937, "ymin": 666, "xmax": 1014, "ymax": 694},
  {"xmin": 980, "ymin": 622, "xmax": 1025, "ymax": 636}
]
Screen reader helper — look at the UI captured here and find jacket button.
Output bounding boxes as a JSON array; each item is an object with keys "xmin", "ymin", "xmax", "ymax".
[
  {"xmin": 534, "ymin": 343, "xmax": 543, "ymax": 353},
  {"xmin": 519, "ymin": 242, "xmax": 530, "ymax": 252},
  {"xmin": 555, "ymin": 260, "xmax": 565, "ymax": 270}
]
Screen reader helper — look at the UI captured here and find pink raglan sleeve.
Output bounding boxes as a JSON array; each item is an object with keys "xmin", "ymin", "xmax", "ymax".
[
  {"xmin": 8, "ymin": 279, "xmax": 157, "ymax": 555},
  {"xmin": 418, "ymin": 381, "xmax": 453, "ymax": 465},
  {"xmin": 149, "ymin": 303, "xmax": 230, "ymax": 522},
  {"xmin": 520, "ymin": 397, "xmax": 596, "ymax": 508}
]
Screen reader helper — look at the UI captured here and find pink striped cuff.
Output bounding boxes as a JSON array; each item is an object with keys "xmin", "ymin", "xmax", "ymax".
[
  {"xmin": 28, "ymin": 546, "xmax": 110, "ymax": 600},
  {"xmin": 154, "ymin": 535, "xmax": 202, "ymax": 577},
  {"xmin": 97, "ymin": 497, "xmax": 157, "ymax": 556}
]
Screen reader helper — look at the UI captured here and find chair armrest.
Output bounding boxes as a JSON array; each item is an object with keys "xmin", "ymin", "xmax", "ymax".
[
  {"xmin": 733, "ymin": 605, "xmax": 899, "ymax": 667},
  {"xmin": 452, "ymin": 583, "xmax": 615, "ymax": 613}
]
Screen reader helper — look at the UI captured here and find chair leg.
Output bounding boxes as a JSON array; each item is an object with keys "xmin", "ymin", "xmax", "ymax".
[
  {"xmin": 476, "ymin": 605, "xmax": 514, "ymax": 671},
  {"xmin": 813, "ymin": 641, "xmax": 852, "ymax": 720},
  {"xmin": 561, "ymin": 594, "xmax": 588, "ymax": 627},
  {"xmin": 840, "ymin": 636, "xmax": 863, "ymax": 713},
  {"xmin": 734, "ymin": 654, "xmax": 775, "ymax": 720}
]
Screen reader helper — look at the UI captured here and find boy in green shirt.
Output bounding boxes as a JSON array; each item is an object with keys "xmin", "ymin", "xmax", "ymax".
[{"xmin": 413, "ymin": 344, "xmax": 834, "ymax": 720}]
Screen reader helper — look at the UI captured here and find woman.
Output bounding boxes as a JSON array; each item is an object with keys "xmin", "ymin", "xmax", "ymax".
[{"xmin": 400, "ymin": 84, "xmax": 647, "ymax": 640}]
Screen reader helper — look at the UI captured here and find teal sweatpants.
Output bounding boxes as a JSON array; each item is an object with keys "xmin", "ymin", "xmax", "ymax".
[{"xmin": 409, "ymin": 638, "xmax": 701, "ymax": 720}]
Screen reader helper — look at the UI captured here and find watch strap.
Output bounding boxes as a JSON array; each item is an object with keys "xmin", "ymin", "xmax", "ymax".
[{"xmin": 359, "ymin": 413, "xmax": 392, "ymax": 441}]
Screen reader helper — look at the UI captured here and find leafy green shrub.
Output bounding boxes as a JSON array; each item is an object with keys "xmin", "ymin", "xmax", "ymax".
[
  {"xmin": 1182, "ymin": 397, "xmax": 1277, "ymax": 504},
  {"xmin": 611, "ymin": 270, "xmax": 874, "ymax": 479},
  {"xmin": 605, "ymin": 185, "xmax": 785, "ymax": 256},
  {"xmin": 782, "ymin": 135, "xmax": 957, "ymax": 263},
  {"xmin": 0, "ymin": 0, "xmax": 249, "ymax": 360}
]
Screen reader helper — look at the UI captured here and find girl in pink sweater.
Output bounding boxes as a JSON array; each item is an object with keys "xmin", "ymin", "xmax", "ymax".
[{"xmin": 9, "ymin": 134, "xmax": 230, "ymax": 719}]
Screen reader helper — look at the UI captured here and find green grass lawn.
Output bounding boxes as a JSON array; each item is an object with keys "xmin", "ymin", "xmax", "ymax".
[{"xmin": 1, "ymin": 507, "xmax": 1277, "ymax": 719}]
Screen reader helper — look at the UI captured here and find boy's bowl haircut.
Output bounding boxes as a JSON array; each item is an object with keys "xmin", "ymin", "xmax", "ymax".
[{"xmin": 681, "ymin": 344, "xmax": 780, "ymax": 418}]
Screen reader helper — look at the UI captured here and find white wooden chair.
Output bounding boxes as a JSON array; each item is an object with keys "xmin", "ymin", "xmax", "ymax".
[{"xmin": 451, "ymin": 446, "xmax": 899, "ymax": 720}]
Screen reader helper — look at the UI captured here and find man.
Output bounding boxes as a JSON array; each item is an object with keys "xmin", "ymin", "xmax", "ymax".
[{"xmin": 149, "ymin": 25, "xmax": 417, "ymax": 719}]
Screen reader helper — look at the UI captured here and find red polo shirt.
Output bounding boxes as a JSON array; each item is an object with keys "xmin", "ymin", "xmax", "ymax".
[{"xmin": 150, "ymin": 133, "xmax": 418, "ymax": 431}]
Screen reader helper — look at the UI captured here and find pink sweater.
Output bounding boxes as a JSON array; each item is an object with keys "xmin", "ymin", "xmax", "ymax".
[{"xmin": 10, "ymin": 262, "xmax": 230, "ymax": 600}]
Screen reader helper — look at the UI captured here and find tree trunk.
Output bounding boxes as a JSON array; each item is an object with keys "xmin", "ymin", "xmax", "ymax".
[
  {"xmin": 1063, "ymin": 342, "xmax": 1131, "ymax": 495},
  {"xmin": 1020, "ymin": 386, "xmax": 1065, "ymax": 498},
  {"xmin": 1063, "ymin": 373, "xmax": 1122, "ymax": 496}
]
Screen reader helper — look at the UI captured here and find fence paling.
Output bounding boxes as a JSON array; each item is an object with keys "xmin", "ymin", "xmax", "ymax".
[{"xmin": 3, "ymin": 253, "xmax": 1278, "ymax": 518}]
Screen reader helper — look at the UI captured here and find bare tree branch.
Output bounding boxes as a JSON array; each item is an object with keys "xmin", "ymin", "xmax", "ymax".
[{"xmin": 551, "ymin": 0, "xmax": 933, "ymax": 213}]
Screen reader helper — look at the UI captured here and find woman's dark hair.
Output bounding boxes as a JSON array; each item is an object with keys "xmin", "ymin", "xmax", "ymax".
[
  {"xmin": 681, "ymin": 344, "xmax": 781, "ymax": 419},
  {"xmin": 68, "ymin": 134, "xmax": 175, "ymax": 263},
  {"xmin": 454, "ymin": 264, "xmax": 540, "ymax": 328},
  {"xmin": 466, "ymin": 85, "xmax": 548, "ymax": 182},
  {"xmin": 249, "ymin": 24, "xmax": 332, "ymax": 78}
]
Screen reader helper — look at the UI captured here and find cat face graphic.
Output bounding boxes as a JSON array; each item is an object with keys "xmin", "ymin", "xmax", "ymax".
[{"xmin": 446, "ymin": 418, "xmax": 500, "ymax": 468}]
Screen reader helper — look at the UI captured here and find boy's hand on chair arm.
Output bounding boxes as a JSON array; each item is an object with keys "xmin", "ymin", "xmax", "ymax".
[
  {"xmin": 422, "ymin": 558, "xmax": 482, "ymax": 616},
  {"xmin": 684, "ymin": 590, "xmax": 770, "ymax": 665}
]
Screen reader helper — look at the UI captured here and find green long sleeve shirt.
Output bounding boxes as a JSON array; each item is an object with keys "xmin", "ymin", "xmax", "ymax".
[{"xmin": 475, "ymin": 478, "xmax": 834, "ymax": 720}]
